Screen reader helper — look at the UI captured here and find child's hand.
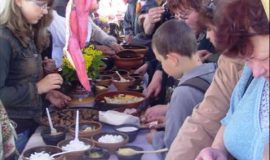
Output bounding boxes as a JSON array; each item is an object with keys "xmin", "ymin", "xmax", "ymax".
[
  {"xmin": 46, "ymin": 90, "xmax": 71, "ymax": 108},
  {"xmin": 43, "ymin": 57, "xmax": 57, "ymax": 74},
  {"xmin": 195, "ymin": 147, "xmax": 228, "ymax": 160},
  {"xmin": 36, "ymin": 73, "xmax": 63, "ymax": 94},
  {"xmin": 144, "ymin": 104, "xmax": 168, "ymax": 123}
]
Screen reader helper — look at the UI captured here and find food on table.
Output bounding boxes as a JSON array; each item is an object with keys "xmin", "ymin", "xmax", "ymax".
[
  {"xmin": 96, "ymin": 85, "xmax": 107, "ymax": 90},
  {"xmin": 148, "ymin": 121, "xmax": 159, "ymax": 128},
  {"xmin": 50, "ymin": 131, "xmax": 63, "ymax": 136},
  {"xmin": 89, "ymin": 152, "xmax": 102, "ymax": 158},
  {"xmin": 117, "ymin": 148, "xmax": 136, "ymax": 156},
  {"xmin": 29, "ymin": 151, "xmax": 54, "ymax": 160},
  {"xmin": 98, "ymin": 134, "xmax": 124, "ymax": 143},
  {"xmin": 62, "ymin": 140, "xmax": 90, "ymax": 151},
  {"xmin": 41, "ymin": 109, "xmax": 98, "ymax": 127},
  {"xmin": 104, "ymin": 94, "xmax": 144, "ymax": 104},
  {"xmin": 82, "ymin": 126, "xmax": 95, "ymax": 132},
  {"xmin": 115, "ymin": 78, "xmax": 130, "ymax": 82},
  {"xmin": 117, "ymin": 126, "xmax": 138, "ymax": 132},
  {"xmin": 123, "ymin": 108, "xmax": 137, "ymax": 115}
]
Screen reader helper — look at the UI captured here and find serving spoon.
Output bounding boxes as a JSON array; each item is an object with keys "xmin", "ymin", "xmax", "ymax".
[
  {"xmin": 115, "ymin": 71, "xmax": 129, "ymax": 82},
  {"xmin": 118, "ymin": 148, "xmax": 168, "ymax": 155},
  {"xmin": 46, "ymin": 108, "xmax": 58, "ymax": 135}
]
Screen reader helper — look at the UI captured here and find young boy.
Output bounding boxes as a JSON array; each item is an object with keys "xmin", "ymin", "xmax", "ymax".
[{"xmin": 145, "ymin": 19, "xmax": 216, "ymax": 157}]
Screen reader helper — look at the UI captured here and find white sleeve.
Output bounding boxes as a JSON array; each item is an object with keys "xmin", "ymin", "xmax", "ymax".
[{"xmin": 48, "ymin": 10, "xmax": 66, "ymax": 67}]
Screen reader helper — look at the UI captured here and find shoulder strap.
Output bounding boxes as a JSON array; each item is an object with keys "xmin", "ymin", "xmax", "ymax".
[
  {"xmin": 179, "ymin": 77, "xmax": 211, "ymax": 94},
  {"xmin": 243, "ymin": 74, "xmax": 254, "ymax": 96}
]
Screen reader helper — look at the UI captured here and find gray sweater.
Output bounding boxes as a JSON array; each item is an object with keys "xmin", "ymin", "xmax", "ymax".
[{"xmin": 152, "ymin": 63, "xmax": 217, "ymax": 158}]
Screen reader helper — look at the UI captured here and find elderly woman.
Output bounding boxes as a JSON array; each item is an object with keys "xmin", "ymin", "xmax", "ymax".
[{"xmin": 196, "ymin": 0, "xmax": 269, "ymax": 159}]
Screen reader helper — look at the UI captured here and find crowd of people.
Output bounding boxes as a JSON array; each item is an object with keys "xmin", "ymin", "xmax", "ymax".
[{"xmin": 0, "ymin": 0, "xmax": 268, "ymax": 160}]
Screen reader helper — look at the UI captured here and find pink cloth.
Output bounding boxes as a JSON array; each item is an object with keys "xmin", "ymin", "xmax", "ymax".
[{"xmin": 67, "ymin": 0, "xmax": 92, "ymax": 91}]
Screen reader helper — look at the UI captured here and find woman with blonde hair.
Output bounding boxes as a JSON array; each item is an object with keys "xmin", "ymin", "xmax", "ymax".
[{"xmin": 0, "ymin": 0, "xmax": 71, "ymax": 152}]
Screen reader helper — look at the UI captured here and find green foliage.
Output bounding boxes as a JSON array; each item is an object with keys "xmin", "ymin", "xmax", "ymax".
[{"xmin": 62, "ymin": 45, "xmax": 104, "ymax": 82}]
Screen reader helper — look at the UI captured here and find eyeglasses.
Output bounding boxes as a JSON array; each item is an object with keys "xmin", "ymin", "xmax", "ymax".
[{"xmin": 27, "ymin": 0, "xmax": 49, "ymax": 10}]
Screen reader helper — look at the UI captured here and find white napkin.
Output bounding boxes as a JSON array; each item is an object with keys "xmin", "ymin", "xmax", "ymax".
[{"xmin": 99, "ymin": 110, "xmax": 140, "ymax": 126}]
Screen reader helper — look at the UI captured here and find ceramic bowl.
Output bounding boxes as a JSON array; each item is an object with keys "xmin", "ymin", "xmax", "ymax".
[
  {"xmin": 41, "ymin": 126, "xmax": 66, "ymax": 146},
  {"xmin": 22, "ymin": 145, "xmax": 64, "ymax": 160},
  {"xmin": 112, "ymin": 76, "xmax": 135, "ymax": 91},
  {"xmin": 95, "ymin": 85, "xmax": 109, "ymax": 95},
  {"xmin": 69, "ymin": 121, "xmax": 102, "ymax": 138},
  {"xmin": 83, "ymin": 148, "xmax": 110, "ymax": 160},
  {"xmin": 114, "ymin": 50, "xmax": 144, "ymax": 70},
  {"xmin": 121, "ymin": 45, "xmax": 148, "ymax": 55},
  {"xmin": 95, "ymin": 91, "xmax": 145, "ymax": 111},
  {"xmin": 95, "ymin": 75, "xmax": 112, "ymax": 87},
  {"xmin": 57, "ymin": 138, "xmax": 92, "ymax": 160},
  {"xmin": 114, "ymin": 124, "xmax": 140, "ymax": 142},
  {"xmin": 92, "ymin": 132, "xmax": 129, "ymax": 152}
]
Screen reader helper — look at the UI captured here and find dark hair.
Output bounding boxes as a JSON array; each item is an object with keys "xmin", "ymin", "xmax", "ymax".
[
  {"xmin": 215, "ymin": 0, "xmax": 269, "ymax": 58},
  {"xmin": 152, "ymin": 19, "xmax": 197, "ymax": 58},
  {"xmin": 198, "ymin": 0, "xmax": 218, "ymax": 27},
  {"xmin": 167, "ymin": 0, "xmax": 202, "ymax": 15}
]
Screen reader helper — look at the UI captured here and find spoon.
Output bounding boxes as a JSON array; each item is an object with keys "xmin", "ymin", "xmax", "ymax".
[
  {"xmin": 50, "ymin": 150, "xmax": 76, "ymax": 158},
  {"xmin": 118, "ymin": 148, "xmax": 168, "ymax": 155},
  {"xmin": 74, "ymin": 110, "xmax": 80, "ymax": 143},
  {"xmin": 115, "ymin": 71, "xmax": 128, "ymax": 82},
  {"xmin": 46, "ymin": 108, "xmax": 57, "ymax": 135}
]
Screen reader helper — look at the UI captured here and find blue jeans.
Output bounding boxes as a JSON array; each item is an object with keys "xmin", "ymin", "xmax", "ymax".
[{"xmin": 15, "ymin": 130, "xmax": 31, "ymax": 153}]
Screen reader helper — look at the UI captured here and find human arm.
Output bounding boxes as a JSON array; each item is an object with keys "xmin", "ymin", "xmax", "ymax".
[
  {"xmin": 90, "ymin": 19, "xmax": 117, "ymax": 46},
  {"xmin": 134, "ymin": 62, "xmax": 149, "ymax": 75},
  {"xmin": 263, "ymin": 143, "xmax": 269, "ymax": 160},
  {"xmin": 143, "ymin": 7, "xmax": 164, "ymax": 35},
  {"xmin": 146, "ymin": 70, "xmax": 163, "ymax": 98},
  {"xmin": 0, "ymin": 36, "xmax": 62, "ymax": 108},
  {"xmin": 195, "ymin": 126, "xmax": 228, "ymax": 160},
  {"xmin": 45, "ymin": 90, "xmax": 71, "ymax": 108},
  {"xmin": 166, "ymin": 55, "xmax": 244, "ymax": 160},
  {"xmin": 142, "ymin": 104, "xmax": 169, "ymax": 123}
]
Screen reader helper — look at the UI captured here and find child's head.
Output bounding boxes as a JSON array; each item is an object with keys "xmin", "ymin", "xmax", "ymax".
[
  {"xmin": 0, "ymin": 0, "xmax": 54, "ymax": 50},
  {"xmin": 152, "ymin": 19, "xmax": 198, "ymax": 79}
]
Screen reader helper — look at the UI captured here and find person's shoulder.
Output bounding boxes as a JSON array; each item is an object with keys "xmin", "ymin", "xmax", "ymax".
[{"xmin": 0, "ymin": 25, "xmax": 14, "ymax": 39}]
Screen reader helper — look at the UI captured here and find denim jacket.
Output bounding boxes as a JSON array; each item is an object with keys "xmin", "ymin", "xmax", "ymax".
[{"xmin": 0, "ymin": 26, "xmax": 43, "ymax": 121}]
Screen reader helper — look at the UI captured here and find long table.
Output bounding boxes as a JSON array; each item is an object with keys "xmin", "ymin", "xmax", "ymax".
[{"xmin": 22, "ymin": 124, "xmax": 161, "ymax": 160}]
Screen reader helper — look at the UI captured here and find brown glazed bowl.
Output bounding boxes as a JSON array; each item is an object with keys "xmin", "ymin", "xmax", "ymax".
[
  {"xmin": 95, "ymin": 75, "xmax": 112, "ymax": 87},
  {"xmin": 57, "ymin": 138, "xmax": 92, "ymax": 160},
  {"xmin": 41, "ymin": 126, "xmax": 67, "ymax": 146},
  {"xmin": 83, "ymin": 148, "xmax": 110, "ymax": 160},
  {"xmin": 122, "ymin": 45, "xmax": 148, "ymax": 55},
  {"xmin": 69, "ymin": 121, "xmax": 102, "ymax": 138},
  {"xmin": 112, "ymin": 76, "xmax": 135, "ymax": 91},
  {"xmin": 129, "ymin": 73, "xmax": 143, "ymax": 85},
  {"xmin": 22, "ymin": 145, "xmax": 64, "ymax": 160},
  {"xmin": 95, "ymin": 85, "xmax": 109, "ymax": 95},
  {"xmin": 94, "ymin": 91, "xmax": 145, "ymax": 111},
  {"xmin": 114, "ymin": 50, "xmax": 144, "ymax": 70},
  {"xmin": 91, "ymin": 132, "xmax": 129, "ymax": 152}
]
